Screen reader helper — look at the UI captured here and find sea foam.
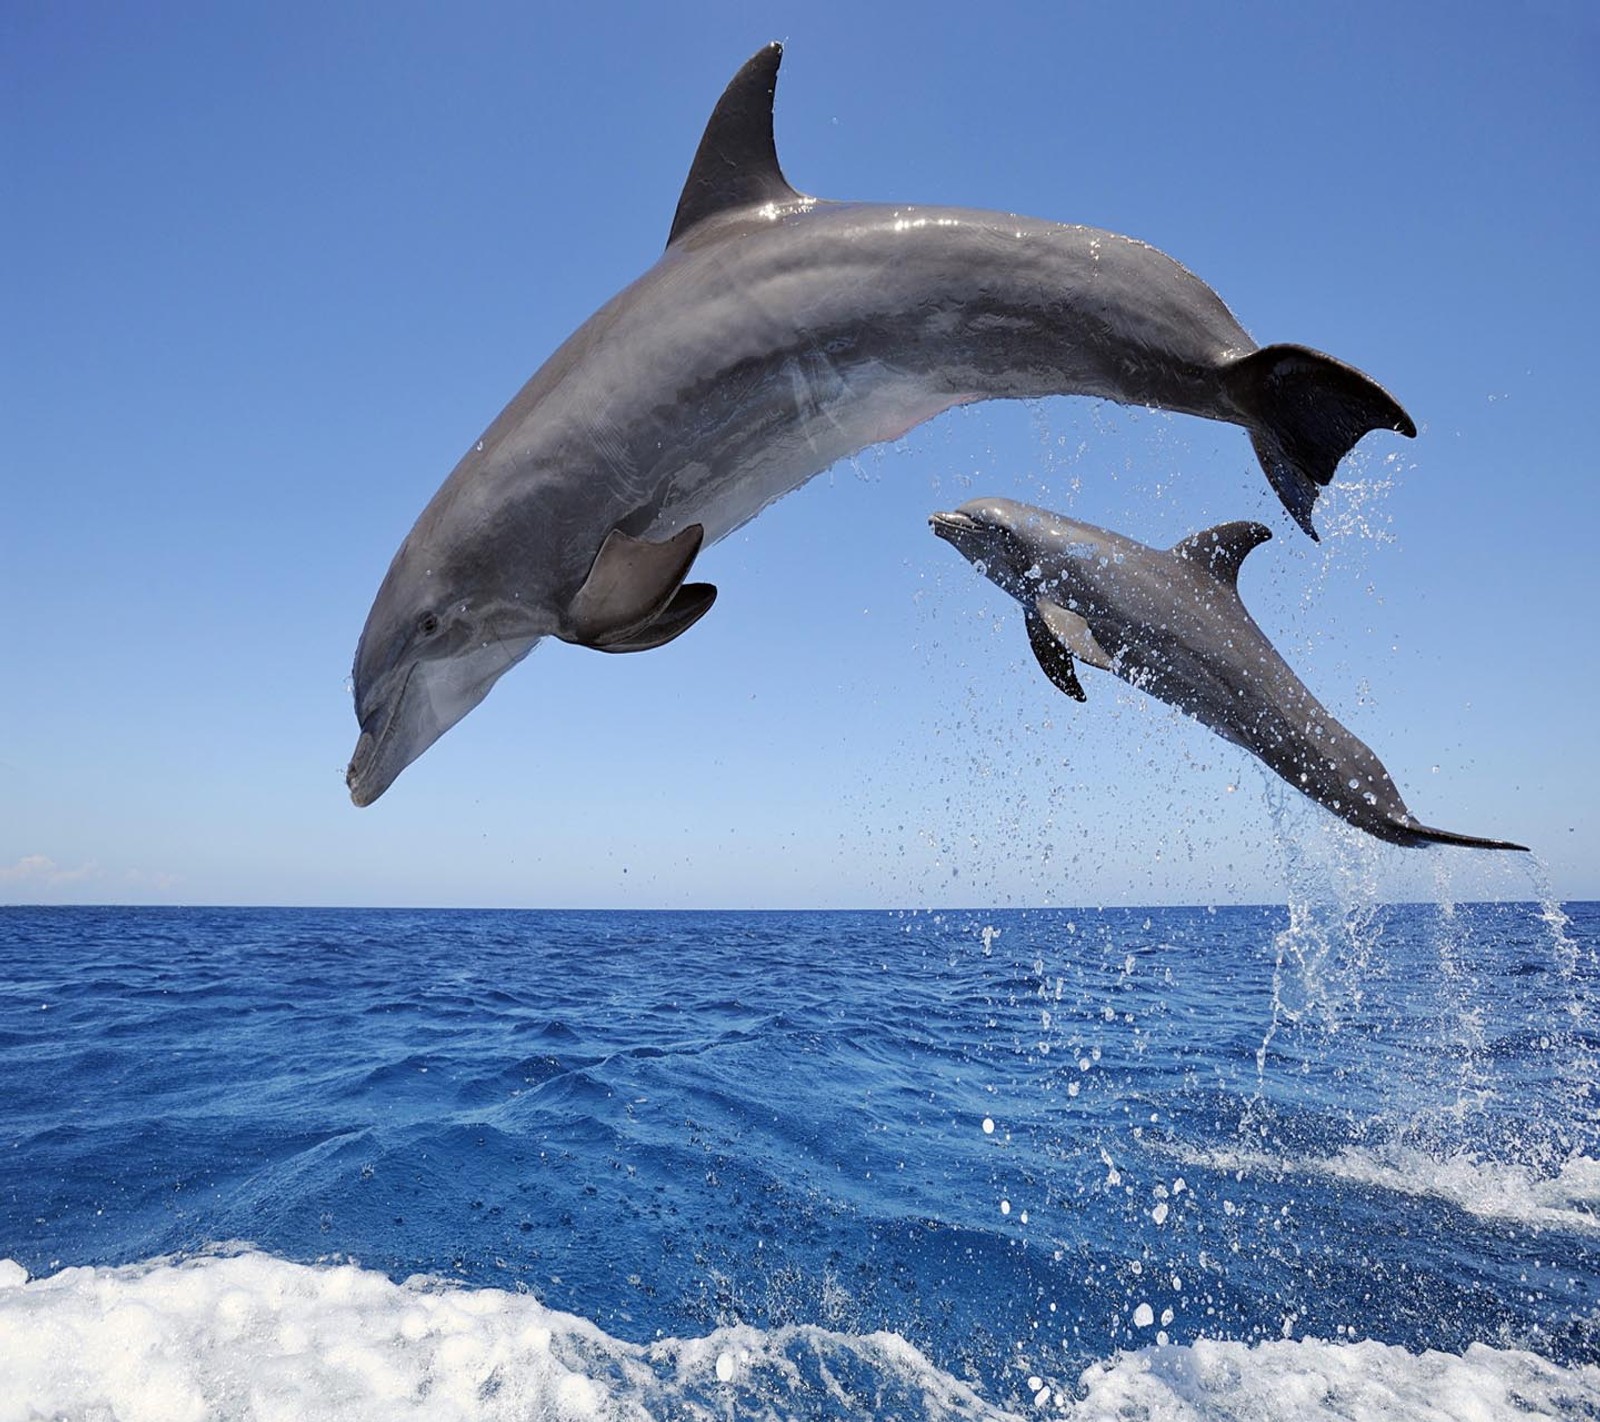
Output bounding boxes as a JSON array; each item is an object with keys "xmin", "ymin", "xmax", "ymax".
[
  {"xmin": 1151, "ymin": 1142, "xmax": 1600, "ymax": 1234},
  {"xmin": 0, "ymin": 1250, "xmax": 1006, "ymax": 1422},
  {"xmin": 1074, "ymin": 1336, "xmax": 1600, "ymax": 1421},
  {"xmin": 3, "ymin": 1251, "xmax": 1597, "ymax": 1421}
]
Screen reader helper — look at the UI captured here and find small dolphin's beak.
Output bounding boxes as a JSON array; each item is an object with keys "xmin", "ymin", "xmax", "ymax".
[
  {"xmin": 929, "ymin": 510, "xmax": 979, "ymax": 541},
  {"xmin": 929, "ymin": 510, "xmax": 989, "ymax": 554}
]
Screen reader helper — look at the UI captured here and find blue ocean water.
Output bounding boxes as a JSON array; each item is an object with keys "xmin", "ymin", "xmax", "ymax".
[{"xmin": 2, "ymin": 900, "xmax": 1597, "ymax": 1419}]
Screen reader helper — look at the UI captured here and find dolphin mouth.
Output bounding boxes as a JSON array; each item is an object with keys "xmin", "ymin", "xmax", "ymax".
[
  {"xmin": 346, "ymin": 665, "xmax": 415, "ymax": 808},
  {"xmin": 929, "ymin": 509, "xmax": 994, "ymax": 552},
  {"xmin": 929, "ymin": 510, "xmax": 981, "ymax": 539},
  {"xmin": 347, "ymin": 732, "xmax": 380, "ymax": 807}
]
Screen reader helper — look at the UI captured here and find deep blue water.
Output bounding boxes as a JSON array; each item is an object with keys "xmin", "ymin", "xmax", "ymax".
[{"xmin": 2, "ymin": 901, "xmax": 1597, "ymax": 1417}]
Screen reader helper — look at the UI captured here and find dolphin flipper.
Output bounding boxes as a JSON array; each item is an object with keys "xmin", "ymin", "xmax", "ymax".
[
  {"xmin": 593, "ymin": 583, "xmax": 718, "ymax": 654},
  {"xmin": 1025, "ymin": 609, "xmax": 1085, "ymax": 701},
  {"xmin": 1036, "ymin": 600, "xmax": 1114, "ymax": 671},
  {"xmin": 566, "ymin": 524, "xmax": 708, "ymax": 650},
  {"xmin": 1225, "ymin": 344, "xmax": 1416, "ymax": 541},
  {"xmin": 1026, "ymin": 599, "xmax": 1115, "ymax": 702}
]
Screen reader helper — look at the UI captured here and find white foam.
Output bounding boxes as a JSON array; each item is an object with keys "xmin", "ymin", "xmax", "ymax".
[
  {"xmin": 1, "ymin": 1251, "xmax": 1596, "ymax": 1421},
  {"xmin": 1152, "ymin": 1142, "xmax": 1600, "ymax": 1233},
  {"xmin": 1072, "ymin": 1337, "xmax": 1600, "ymax": 1421},
  {"xmin": 0, "ymin": 1250, "xmax": 1013, "ymax": 1422}
]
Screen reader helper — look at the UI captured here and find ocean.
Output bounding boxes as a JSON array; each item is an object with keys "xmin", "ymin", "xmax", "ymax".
[{"xmin": 1, "ymin": 898, "xmax": 1596, "ymax": 1419}]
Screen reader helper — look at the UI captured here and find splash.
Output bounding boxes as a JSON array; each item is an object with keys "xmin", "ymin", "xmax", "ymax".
[
  {"xmin": 1253, "ymin": 782, "xmax": 1387, "ymax": 1086},
  {"xmin": 1148, "ymin": 1138, "xmax": 1600, "ymax": 1234},
  {"xmin": 4, "ymin": 1250, "xmax": 1596, "ymax": 1422},
  {"xmin": 0, "ymin": 1250, "xmax": 1015, "ymax": 1422},
  {"xmin": 1523, "ymin": 854, "xmax": 1600, "ymax": 1155},
  {"xmin": 1245, "ymin": 791, "xmax": 1598, "ymax": 1231}
]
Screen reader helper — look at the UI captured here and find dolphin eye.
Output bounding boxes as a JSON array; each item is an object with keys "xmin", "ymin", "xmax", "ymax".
[{"xmin": 418, "ymin": 612, "xmax": 440, "ymax": 637}]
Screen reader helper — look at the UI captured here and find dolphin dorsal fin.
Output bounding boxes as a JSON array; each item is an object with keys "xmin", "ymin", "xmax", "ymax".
[
  {"xmin": 668, "ymin": 43, "xmax": 802, "ymax": 247},
  {"xmin": 1171, "ymin": 521, "xmax": 1273, "ymax": 587}
]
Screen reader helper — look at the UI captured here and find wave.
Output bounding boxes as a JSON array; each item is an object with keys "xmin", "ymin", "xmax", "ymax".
[
  {"xmin": 2, "ymin": 1251, "xmax": 1597, "ymax": 1421},
  {"xmin": 1150, "ymin": 1141, "xmax": 1600, "ymax": 1234}
]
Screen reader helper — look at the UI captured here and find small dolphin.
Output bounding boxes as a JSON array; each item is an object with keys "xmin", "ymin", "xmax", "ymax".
[
  {"xmin": 930, "ymin": 498, "xmax": 1525, "ymax": 852},
  {"xmin": 349, "ymin": 43, "xmax": 1414, "ymax": 806}
]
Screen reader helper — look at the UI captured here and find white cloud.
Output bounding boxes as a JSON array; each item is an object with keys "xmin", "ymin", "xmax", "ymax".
[
  {"xmin": 123, "ymin": 868, "xmax": 184, "ymax": 892},
  {"xmin": 0, "ymin": 854, "xmax": 101, "ymax": 886}
]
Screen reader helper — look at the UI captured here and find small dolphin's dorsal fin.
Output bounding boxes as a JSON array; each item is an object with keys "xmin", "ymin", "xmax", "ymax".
[
  {"xmin": 1171, "ymin": 521, "xmax": 1273, "ymax": 587},
  {"xmin": 1026, "ymin": 599, "xmax": 1114, "ymax": 702},
  {"xmin": 567, "ymin": 524, "xmax": 708, "ymax": 650},
  {"xmin": 668, "ymin": 43, "xmax": 802, "ymax": 247}
]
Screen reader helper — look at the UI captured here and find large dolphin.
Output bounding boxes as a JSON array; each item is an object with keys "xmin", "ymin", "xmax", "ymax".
[
  {"xmin": 348, "ymin": 43, "xmax": 1415, "ymax": 806},
  {"xmin": 930, "ymin": 497, "xmax": 1525, "ymax": 852}
]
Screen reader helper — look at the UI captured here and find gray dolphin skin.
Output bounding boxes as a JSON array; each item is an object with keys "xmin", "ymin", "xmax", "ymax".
[
  {"xmin": 348, "ymin": 42, "xmax": 1415, "ymax": 807},
  {"xmin": 930, "ymin": 498, "xmax": 1525, "ymax": 852}
]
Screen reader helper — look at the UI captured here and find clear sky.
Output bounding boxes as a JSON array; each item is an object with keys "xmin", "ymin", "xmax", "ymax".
[{"xmin": 3, "ymin": 1, "xmax": 1596, "ymax": 908}]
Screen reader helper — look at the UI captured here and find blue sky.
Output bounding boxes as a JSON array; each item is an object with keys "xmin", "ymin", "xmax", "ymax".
[{"xmin": 3, "ymin": 1, "xmax": 1596, "ymax": 908}]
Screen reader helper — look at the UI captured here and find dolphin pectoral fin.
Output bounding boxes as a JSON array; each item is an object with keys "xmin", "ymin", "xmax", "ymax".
[
  {"xmin": 592, "ymin": 583, "xmax": 718, "ymax": 654},
  {"xmin": 566, "ymin": 524, "xmax": 706, "ymax": 649},
  {"xmin": 1172, "ymin": 521, "xmax": 1273, "ymax": 587},
  {"xmin": 1225, "ymin": 344, "xmax": 1416, "ymax": 541},
  {"xmin": 667, "ymin": 43, "xmax": 804, "ymax": 248},
  {"xmin": 1026, "ymin": 601, "xmax": 1112, "ymax": 702},
  {"xmin": 1035, "ymin": 599, "xmax": 1114, "ymax": 672},
  {"xmin": 1025, "ymin": 609, "xmax": 1085, "ymax": 701}
]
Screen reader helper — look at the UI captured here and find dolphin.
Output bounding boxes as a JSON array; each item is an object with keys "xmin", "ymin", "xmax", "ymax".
[
  {"xmin": 348, "ymin": 42, "xmax": 1415, "ymax": 806},
  {"xmin": 929, "ymin": 497, "xmax": 1525, "ymax": 852}
]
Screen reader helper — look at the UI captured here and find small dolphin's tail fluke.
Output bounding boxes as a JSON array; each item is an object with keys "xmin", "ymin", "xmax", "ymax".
[
  {"xmin": 1394, "ymin": 818, "xmax": 1529, "ymax": 853},
  {"xmin": 1225, "ymin": 343, "xmax": 1416, "ymax": 540}
]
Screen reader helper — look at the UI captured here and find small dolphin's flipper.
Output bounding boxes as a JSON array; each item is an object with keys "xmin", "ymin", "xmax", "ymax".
[
  {"xmin": 593, "ymin": 583, "xmax": 718, "ymax": 654},
  {"xmin": 1026, "ymin": 599, "xmax": 1114, "ymax": 702},
  {"xmin": 1035, "ymin": 599, "xmax": 1114, "ymax": 672},
  {"xmin": 1025, "ymin": 609, "xmax": 1085, "ymax": 701},
  {"xmin": 1393, "ymin": 819, "xmax": 1529, "ymax": 853},
  {"xmin": 668, "ymin": 43, "xmax": 803, "ymax": 247},
  {"xmin": 1225, "ymin": 344, "xmax": 1416, "ymax": 541},
  {"xmin": 567, "ymin": 524, "xmax": 705, "ymax": 649},
  {"xmin": 1172, "ymin": 521, "xmax": 1273, "ymax": 587}
]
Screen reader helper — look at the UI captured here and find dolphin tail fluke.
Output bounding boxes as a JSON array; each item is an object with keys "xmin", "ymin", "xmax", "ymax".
[
  {"xmin": 1226, "ymin": 344, "xmax": 1416, "ymax": 540},
  {"xmin": 1396, "ymin": 819, "xmax": 1529, "ymax": 853}
]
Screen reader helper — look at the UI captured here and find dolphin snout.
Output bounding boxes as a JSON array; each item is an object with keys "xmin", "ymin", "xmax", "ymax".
[
  {"xmin": 929, "ymin": 509, "xmax": 980, "ymax": 539},
  {"xmin": 929, "ymin": 509, "xmax": 1000, "ymax": 560},
  {"xmin": 347, "ymin": 730, "xmax": 381, "ymax": 807}
]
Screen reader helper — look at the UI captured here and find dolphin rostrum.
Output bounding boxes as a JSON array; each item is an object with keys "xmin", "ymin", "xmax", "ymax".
[
  {"xmin": 348, "ymin": 43, "xmax": 1415, "ymax": 806},
  {"xmin": 930, "ymin": 498, "xmax": 1525, "ymax": 852}
]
